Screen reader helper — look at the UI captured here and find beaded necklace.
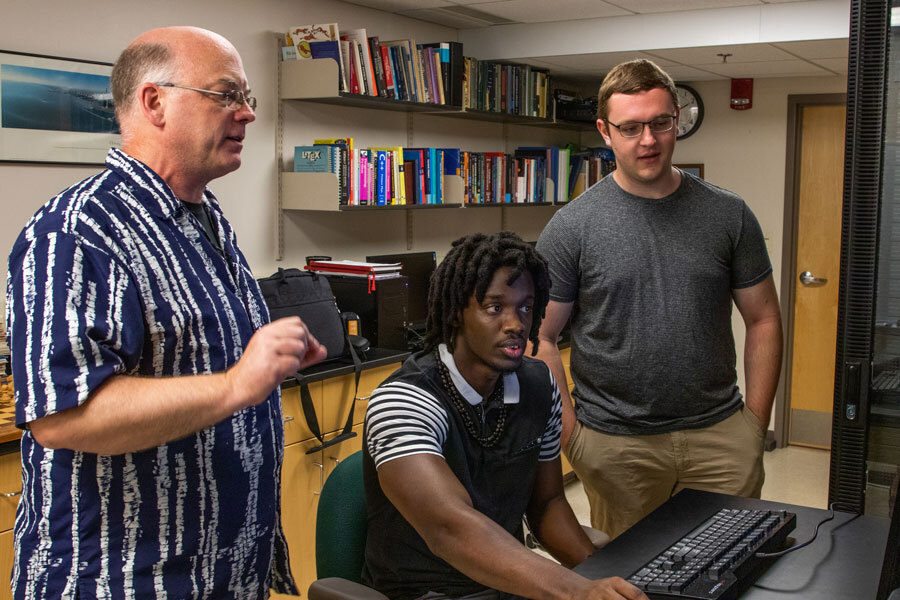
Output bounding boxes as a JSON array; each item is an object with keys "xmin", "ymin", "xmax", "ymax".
[{"xmin": 434, "ymin": 349, "xmax": 508, "ymax": 447}]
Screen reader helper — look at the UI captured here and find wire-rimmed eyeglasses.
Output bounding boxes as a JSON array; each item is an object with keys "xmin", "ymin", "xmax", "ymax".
[
  {"xmin": 156, "ymin": 83, "xmax": 257, "ymax": 111},
  {"xmin": 607, "ymin": 115, "xmax": 676, "ymax": 138}
]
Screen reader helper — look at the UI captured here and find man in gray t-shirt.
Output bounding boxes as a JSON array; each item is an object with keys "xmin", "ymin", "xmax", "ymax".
[{"xmin": 535, "ymin": 59, "xmax": 783, "ymax": 539}]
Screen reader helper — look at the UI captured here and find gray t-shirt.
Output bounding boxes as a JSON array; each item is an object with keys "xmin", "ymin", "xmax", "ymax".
[{"xmin": 537, "ymin": 170, "xmax": 772, "ymax": 435}]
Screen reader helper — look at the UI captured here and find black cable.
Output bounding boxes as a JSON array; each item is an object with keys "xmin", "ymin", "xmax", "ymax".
[{"xmin": 754, "ymin": 502, "xmax": 859, "ymax": 558}]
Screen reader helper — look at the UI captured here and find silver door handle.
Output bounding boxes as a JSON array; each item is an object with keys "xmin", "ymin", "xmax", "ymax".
[{"xmin": 799, "ymin": 271, "xmax": 828, "ymax": 286}]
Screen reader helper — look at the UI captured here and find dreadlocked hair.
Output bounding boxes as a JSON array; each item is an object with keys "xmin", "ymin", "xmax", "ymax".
[{"xmin": 423, "ymin": 231, "xmax": 551, "ymax": 356}]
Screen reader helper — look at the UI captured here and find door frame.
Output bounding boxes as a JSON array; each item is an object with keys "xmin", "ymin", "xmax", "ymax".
[{"xmin": 776, "ymin": 93, "xmax": 847, "ymax": 448}]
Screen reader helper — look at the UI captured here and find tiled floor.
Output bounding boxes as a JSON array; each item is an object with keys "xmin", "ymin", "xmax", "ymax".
[{"xmin": 562, "ymin": 444, "xmax": 831, "ymax": 528}]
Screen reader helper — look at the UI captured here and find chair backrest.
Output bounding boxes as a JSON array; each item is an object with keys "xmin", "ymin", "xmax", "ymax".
[{"xmin": 316, "ymin": 450, "xmax": 367, "ymax": 582}]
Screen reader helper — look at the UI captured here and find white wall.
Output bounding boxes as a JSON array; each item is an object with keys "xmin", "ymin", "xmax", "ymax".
[
  {"xmin": 0, "ymin": 0, "xmax": 847, "ymax": 374},
  {"xmin": 0, "ymin": 0, "xmax": 457, "ymax": 295}
]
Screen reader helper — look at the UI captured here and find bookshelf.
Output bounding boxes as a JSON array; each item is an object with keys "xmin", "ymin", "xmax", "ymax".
[
  {"xmin": 280, "ymin": 59, "xmax": 462, "ymax": 113},
  {"xmin": 275, "ymin": 52, "xmax": 585, "ymax": 258},
  {"xmin": 279, "ymin": 58, "xmax": 584, "ymax": 128},
  {"xmin": 280, "ymin": 171, "xmax": 464, "ymax": 212}
]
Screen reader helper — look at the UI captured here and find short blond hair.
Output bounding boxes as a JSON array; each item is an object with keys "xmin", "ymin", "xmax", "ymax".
[
  {"xmin": 110, "ymin": 42, "xmax": 176, "ymax": 122},
  {"xmin": 596, "ymin": 59, "xmax": 677, "ymax": 121}
]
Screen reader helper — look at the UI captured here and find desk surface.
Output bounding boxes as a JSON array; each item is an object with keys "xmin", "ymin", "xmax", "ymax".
[{"xmin": 575, "ymin": 489, "xmax": 890, "ymax": 599}]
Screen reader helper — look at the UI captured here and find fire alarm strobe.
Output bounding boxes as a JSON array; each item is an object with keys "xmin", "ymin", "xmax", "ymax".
[{"xmin": 731, "ymin": 78, "xmax": 753, "ymax": 110}]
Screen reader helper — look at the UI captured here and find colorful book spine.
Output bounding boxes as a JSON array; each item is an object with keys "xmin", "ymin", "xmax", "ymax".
[
  {"xmin": 376, "ymin": 151, "xmax": 387, "ymax": 205},
  {"xmin": 359, "ymin": 149, "xmax": 371, "ymax": 205}
]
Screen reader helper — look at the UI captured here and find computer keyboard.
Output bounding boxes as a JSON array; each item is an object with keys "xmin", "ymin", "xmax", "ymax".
[{"xmin": 626, "ymin": 507, "xmax": 796, "ymax": 600}]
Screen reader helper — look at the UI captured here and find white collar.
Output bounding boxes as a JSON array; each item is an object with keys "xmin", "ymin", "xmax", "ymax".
[{"xmin": 437, "ymin": 343, "xmax": 520, "ymax": 406}]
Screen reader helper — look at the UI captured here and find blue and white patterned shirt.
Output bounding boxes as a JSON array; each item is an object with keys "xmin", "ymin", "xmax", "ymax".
[{"xmin": 5, "ymin": 148, "xmax": 294, "ymax": 599}]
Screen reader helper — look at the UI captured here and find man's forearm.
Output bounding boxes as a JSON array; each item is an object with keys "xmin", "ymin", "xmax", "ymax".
[
  {"xmin": 528, "ymin": 495, "xmax": 595, "ymax": 568},
  {"xmin": 28, "ymin": 373, "xmax": 244, "ymax": 454},
  {"xmin": 743, "ymin": 317, "xmax": 783, "ymax": 427},
  {"xmin": 26, "ymin": 316, "xmax": 325, "ymax": 455},
  {"xmin": 425, "ymin": 505, "xmax": 603, "ymax": 600}
]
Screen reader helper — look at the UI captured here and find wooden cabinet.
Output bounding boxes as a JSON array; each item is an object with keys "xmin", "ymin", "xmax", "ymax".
[
  {"xmin": 282, "ymin": 381, "xmax": 323, "ymax": 446},
  {"xmin": 0, "ymin": 530, "xmax": 11, "ymax": 600},
  {"xmin": 274, "ymin": 363, "xmax": 399, "ymax": 598},
  {"xmin": 0, "ymin": 451, "xmax": 18, "ymax": 600},
  {"xmin": 320, "ymin": 363, "xmax": 399, "ymax": 433},
  {"xmin": 274, "ymin": 436, "xmax": 326, "ymax": 600},
  {"xmin": 0, "ymin": 452, "xmax": 20, "ymax": 533}
]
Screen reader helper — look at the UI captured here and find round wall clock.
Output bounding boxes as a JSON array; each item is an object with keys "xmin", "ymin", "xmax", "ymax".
[{"xmin": 675, "ymin": 84, "xmax": 704, "ymax": 140}]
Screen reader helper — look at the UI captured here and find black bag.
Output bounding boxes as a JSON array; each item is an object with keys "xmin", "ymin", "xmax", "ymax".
[
  {"xmin": 258, "ymin": 268, "xmax": 362, "ymax": 453},
  {"xmin": 258, "ymin": 268, "xmax": 347, "ymax": 360}
]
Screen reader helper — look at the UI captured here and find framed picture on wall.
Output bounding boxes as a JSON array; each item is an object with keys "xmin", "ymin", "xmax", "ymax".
[
  {"xmin": 0, "ymin": 50, "xmax": 120, "ymax": 164},
  {"xmin": 675, "ymin": 163, "xmax": 704, "ymax": 179}
]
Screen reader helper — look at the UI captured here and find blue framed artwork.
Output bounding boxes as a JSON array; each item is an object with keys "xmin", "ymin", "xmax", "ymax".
[{"xmin": 0, "ymin": 50, "xmax": 120, "ymax": 164}]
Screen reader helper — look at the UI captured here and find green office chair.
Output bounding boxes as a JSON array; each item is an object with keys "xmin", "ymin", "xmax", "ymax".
[{"xmin": 308, "ymin": 450, "xmax": 388, "ymax": 600}]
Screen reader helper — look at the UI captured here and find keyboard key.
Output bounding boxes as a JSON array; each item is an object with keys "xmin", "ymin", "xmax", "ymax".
[{"xmin": 625, "ymin": 507, "xmax": 796, "ymax": 599}]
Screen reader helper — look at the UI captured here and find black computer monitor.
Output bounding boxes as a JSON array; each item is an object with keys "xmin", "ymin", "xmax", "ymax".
[
  {"xmin": 366, "ymin": 251, "xmax": 436, "ymax": 329},
  {"xmin": 878, "ymin": 475, "xmax": 900, "ymax": 599}
]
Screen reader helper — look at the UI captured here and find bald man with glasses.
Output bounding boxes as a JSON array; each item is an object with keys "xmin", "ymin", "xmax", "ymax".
[
  {"xmin": 535, "ymin": 59, "xmax": 782, "ymax": 541},
  {"xmin": 6, "ymin": 27, "xmax": 326, "ymax": 599}
]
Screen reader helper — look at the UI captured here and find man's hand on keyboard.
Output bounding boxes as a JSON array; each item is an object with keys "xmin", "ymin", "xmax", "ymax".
[{"xmin": 578, "ymin": 576, "xmax": 649, "ymax": 599}]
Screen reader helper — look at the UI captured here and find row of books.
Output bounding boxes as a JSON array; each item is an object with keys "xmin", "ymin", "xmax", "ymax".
[
  {"xmin": 569, "ymin": 147, "xmax": 617, "ymax": 199},
  {"xmin": 282, "ymin": 24, "xmax": 461, "ymax": 106},
  {"xmin": 281, "ymin": 24, "xmax": 553, "ymax": 118},
  {"xmin": 463, "ymin": 59, "xmax": 552, "ymax": 119},
  {"xmin": 293, "ymin": 140, "xmax": 607, "ymax": 206},
  {"xmin": 293, "ymin": 139, "xmax": 461, "ymax": 206},
  {"xmin": 460, "ymin": 147, "xmax": 570, "ymax": 204}
]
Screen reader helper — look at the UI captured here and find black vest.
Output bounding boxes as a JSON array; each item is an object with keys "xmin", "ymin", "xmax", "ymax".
[{"xmin": 362, "ymin": 351, "xmax": 553, "ymax": 600}]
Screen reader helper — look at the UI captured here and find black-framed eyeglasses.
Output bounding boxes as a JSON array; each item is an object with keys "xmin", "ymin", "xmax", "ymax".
[
  {"xmin": 607, "ymin": 115, "xmax": 676, "ymax": 138},
  {"xmin": 156, "ymin": 83, "xmax": 257, "ymax": 110}
]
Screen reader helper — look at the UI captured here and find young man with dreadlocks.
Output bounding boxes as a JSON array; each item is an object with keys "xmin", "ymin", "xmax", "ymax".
[{"xmin": 361, "ymin": 232, "xmax": 646, "ymax": 600}]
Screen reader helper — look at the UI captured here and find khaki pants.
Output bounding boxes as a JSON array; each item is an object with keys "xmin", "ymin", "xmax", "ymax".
[{"xmin": 565, "ymin": 405, "xmax": 766, "ymax": 539}]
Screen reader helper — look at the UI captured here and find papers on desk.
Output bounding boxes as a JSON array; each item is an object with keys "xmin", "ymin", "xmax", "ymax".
[{"xmin": 305, "ymin": 260, "xmax": 403, "ymax": 291}]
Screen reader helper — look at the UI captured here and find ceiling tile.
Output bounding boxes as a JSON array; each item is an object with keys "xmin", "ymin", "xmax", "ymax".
[
  {"xmin": 772, "ymin": 39, "xmax": 849, "ymax": 59},
  {"xmin": 646, "ymin": 43, "xmax": 795, "ymax": 64},
  {"xmin": 701, "ymin": 59, "xmax": 830, "ymax": 77},
  {"xmin": 343, "ymin": 0, "xmax": 453, "ymax": 10},
  {"xmin": 399, "ymin": 7, "xmax": 494, "ymax": 27},
  {"xmin": 664, "ymin": 65, "xmax": 727, "ymax": 81},
  {"xmin": 456, "ymin": 0, "xmax": 630, "ymax": 23},
  {"xmin": 810, "ymin": 57, "xmax": 849, "ymax": 75},
  {"xmin": 525, "ymin": 51, "xmax": 678, "ymax": 71},
  {"xmin": 602, "ymin": 0, "xmax": 761, "ymax": 13}
]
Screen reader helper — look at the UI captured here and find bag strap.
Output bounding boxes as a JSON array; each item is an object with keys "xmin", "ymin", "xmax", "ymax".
[{"xmin": 300, "ymin": 327, "xmax": 363, "ymax": 455}]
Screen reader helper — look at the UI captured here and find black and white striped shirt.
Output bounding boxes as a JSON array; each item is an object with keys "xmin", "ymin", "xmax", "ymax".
[{"xmin": 366, "ymin": 344, "xmax": 562, "ymax": 468}]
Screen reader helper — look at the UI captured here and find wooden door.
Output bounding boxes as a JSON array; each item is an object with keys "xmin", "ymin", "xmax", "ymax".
[{"xmin": 788, "ymin": 104, "xmax": 846, "ymax": 448}]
